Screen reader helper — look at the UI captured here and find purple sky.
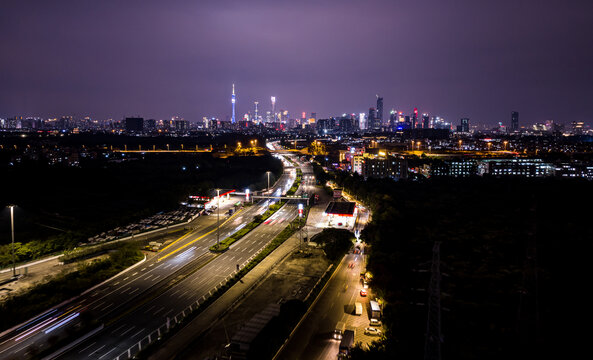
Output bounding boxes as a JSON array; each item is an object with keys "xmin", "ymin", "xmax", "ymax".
[{"xmin": 1, "ymin": 0, "xmax": 592, "ymax": 126}]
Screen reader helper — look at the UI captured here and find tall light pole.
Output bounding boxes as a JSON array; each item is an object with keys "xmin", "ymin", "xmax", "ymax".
[
  {"xmin": 266, "ymin": 171, "xmax": 271, "ymax": 210},
  {"xmin": 216, "ymin": 189, "xmax": 221, "ymax": 248},
  {"xmin": 8, "ymin": 205, "xmax": 16, "ymax": 278}
]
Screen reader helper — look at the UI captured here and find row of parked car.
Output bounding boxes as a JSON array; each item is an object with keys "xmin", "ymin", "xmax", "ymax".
[{"xmin": 85, "ymin": 206, "xmax": 201, "ymax": 244}]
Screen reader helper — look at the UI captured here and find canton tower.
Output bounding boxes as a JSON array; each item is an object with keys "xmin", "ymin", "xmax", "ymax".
[{"xmin": 231, "ymin": 83, "xmax": 236, "ymax": 123}]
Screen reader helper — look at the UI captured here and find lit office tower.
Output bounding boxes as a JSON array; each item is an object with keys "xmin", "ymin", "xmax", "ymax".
[
  {"xmin": 368, "ymin": 107, "xmax": 376, "ymax": 131},
  {"xmin": 231, "ymin": 83, "xmax": 236, "ymax": 123},
  {"xmin": 376, "ymin": 95, "xmax": 383, "ymax": 125},
  {"xmin": 271, "ymin": 96, "xmax": 276, "ymax": 122},
  {"xmin": 359, "ymin": 113, "xmax": 366, "ymax": 130},
  {"xmin": 412, "ymin": 108, "xmax": 418, "ymax": 129},
  {"xmin": 422, "ymin": 113, "xmax": 430, "ymax": 129},
  {"xmin": 461, "ymin": 117, "xmax": 470, "ymax": 132},
  {"xmin": 511, "ymin": 111, "xmax": 519, "ymax": 132},
  {"xmin": 254, "ymin": 101, "xmax": 259, "ymax": 123}
]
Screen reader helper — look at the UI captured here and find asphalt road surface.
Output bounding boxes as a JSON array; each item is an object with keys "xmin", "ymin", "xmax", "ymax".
[{"xmin": 0, "ymin": 158, "xmax": 299, "ymax": 360}]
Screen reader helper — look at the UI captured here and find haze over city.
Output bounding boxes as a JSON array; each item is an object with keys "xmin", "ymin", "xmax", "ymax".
[{"xmin": 2, "ymin": 0, "xmax": 592, "ymax": 125}]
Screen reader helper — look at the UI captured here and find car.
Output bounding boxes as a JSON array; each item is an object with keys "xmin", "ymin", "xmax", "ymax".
[
  {"xmin": 369, "ymin": 318, "xmax": 382, "ymax": 326},
  {"xmin": 360, "ymin": 288, "xmax": 367, "ymax": 297},
  {"xmin": 364, "ymin": 327, "xmax": 382, "ymax": 336}
]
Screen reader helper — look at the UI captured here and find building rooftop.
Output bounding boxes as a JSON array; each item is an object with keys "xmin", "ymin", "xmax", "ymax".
[{"xmin": 325, "ymin": 201, "xmax": 356, "ymax": 216}]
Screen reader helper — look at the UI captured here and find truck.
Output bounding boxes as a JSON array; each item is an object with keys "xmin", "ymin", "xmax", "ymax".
[
  {"xmin": 338, "ymin": 329, "xmax": 355, "ymax": 358},
  {"xmin": 370, "ymin": 300, "xmax": 381, "ymax": 320},
  {"xmin": 354, "ymin": 302, "xmax": 363, "ymax": 316},
  {"xmin": 334, "ymin": 321, "xmax": 346, "ymax": 340}
]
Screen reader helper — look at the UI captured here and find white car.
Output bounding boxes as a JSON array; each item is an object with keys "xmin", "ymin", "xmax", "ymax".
[{"xmin": 364, "ymin": 327, "xmax": 382, "ymax": 336}]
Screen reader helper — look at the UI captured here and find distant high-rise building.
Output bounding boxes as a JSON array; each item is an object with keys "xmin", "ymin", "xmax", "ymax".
[
  {"xmin": 310, "ymin": 112, "xmax": 316, "ymax": 121},
  {"xmin": 271, "ymin": 96, "xmax": 276, "ymax": 123},
  {"xmin": 461, "ymin": 118, "xmax": 470, "ymax": 132},
  {"xmin": 376, "ymin": 95, "xmax": 383, "ymax": 125},
  {"xmin": 511, "ymin": 111, "xmax": 519, "ymax": 132},
  {"xmin": 254, "ymin": 101, "xmax": 259, "ymax": 123},
  {"xmin": 412, "ymin": 108, "xmax": 418, "ymax": 129},
  {"xmin": 422, "ymin": 114, "xmax": 430, "ymax": 129},
  {"xmin": 368, "ymin": 107, "xmax": 377, "ymax": 131},
  {"xmin": 125, "ymin": 117, "xmax": 144, "ymax": 132},
  {"xmin": 359, "ymin": 113, "xmax": 366, "ymax": 130},
  {"xmin": 231, "ymin": 84, "xmax": 236, "ymax": 124}
]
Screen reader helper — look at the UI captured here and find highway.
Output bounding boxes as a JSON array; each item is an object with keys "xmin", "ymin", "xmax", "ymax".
[{"xmin": 0, "ymin": 154, "xmax": 301, "ymax": 360}]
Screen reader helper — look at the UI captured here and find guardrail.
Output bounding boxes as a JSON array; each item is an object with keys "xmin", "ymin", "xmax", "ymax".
[{"xmin": 113, "ymin": 243, "xmax": 270, "ymax": 360}]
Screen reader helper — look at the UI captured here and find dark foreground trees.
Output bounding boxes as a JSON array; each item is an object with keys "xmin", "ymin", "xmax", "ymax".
[{"xmin": 334, "ymin": 173, "xmax": 592, "ymax": 359}]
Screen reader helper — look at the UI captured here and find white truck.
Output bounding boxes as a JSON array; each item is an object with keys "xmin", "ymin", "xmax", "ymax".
[{"xmin": 354, "ymin": 302, "xmax": 363, "ymax": 316}]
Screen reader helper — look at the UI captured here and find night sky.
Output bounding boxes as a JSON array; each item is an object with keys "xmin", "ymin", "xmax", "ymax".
[{"xmin": 1, "ymin": 0, "xmax": 592, "ymax": 126}]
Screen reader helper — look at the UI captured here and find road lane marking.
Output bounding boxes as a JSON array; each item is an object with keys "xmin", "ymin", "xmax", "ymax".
[
  {"xmin": 157, "ymin": 209, "xmax": 243, "ymax": 261},
  {"xmin": 120, "ymin": 326, "xmax": 136, "ymax": 336},
  {"xmin": 78, "ymin": 342, "xmax": 96, "ymax": 353},
  {"xmin": 98, "ymin": 347, "xmax": 117, "ymax": 359},
  {"xmin": 131, "ymin": 328, "xmax": 145, "ymax": 338},
  {"xmin": 87, "ymin": 344, "xmax": 105, "ymax": 356}
]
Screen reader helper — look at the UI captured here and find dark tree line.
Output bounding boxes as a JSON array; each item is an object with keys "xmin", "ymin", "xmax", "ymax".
[{"xmin": 333, "ymin": 172, "xmax": 592, "ymax": 359}]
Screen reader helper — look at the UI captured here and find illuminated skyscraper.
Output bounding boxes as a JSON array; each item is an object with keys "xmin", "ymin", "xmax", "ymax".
[
  {"xmin": 511, "ymin": 111, "xmax": 519, "ymax": 132},
  {"xmin": 254, "ymin": 101, "xmax": 259, "ymax": 123},
  {"xmin": 231, "ymin": 83, "xmax": 236, "ymax": 124},
  {"xmin": 271, "ymin": 96, "xmax": 276, "ymax": 123},
  {"xmin": 376, "ymin": 95, "xmax": 383, "ymax": 126}
]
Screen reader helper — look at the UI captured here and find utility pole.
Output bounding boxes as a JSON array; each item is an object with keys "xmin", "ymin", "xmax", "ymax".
[
  {"xmin": 424, "ymin": 241, "xmax": 442, "ymax": 360},
  {"xmin": 216, "ymin": 189, "xmax": 221, "ymax": 248},
  {"xmin": 9, "ymin": 205, "xmax": 16, "ymax": 278}
]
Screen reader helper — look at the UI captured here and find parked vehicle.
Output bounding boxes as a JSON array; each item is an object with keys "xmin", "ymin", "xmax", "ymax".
[
  {"xmin": 338, "ymin": 330, "xmax": 355, "ymax": 357},
  {"xmin": 364, "ymin": 327, "xmax": 382, "ymax": 336}
]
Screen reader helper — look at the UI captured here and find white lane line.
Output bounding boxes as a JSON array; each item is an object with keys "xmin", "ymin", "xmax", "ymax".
[
  {"xmin": 131, "ymin": 272, "xmax": 138, "ymax": 276},
  {"xmin": 110, "ymin": 324, "xmax": 126, "ymax": 334},
  {"xmin": 91, "ymin": 301, "xmax": 105, "ymax": 310},
  {"xmin": 153, "ymin": 307, "xmax": 165, "ymax": 316},
  {"xmin": 178, "ymin": 290, "xmax": 188, "ymax": 299},
  {"xmin": 143, "ymin": 274, "xmax": 153, "ymax": 281},
  {"xmin": 78, "ymin": 342, "xmax": 97, "ymax": 353},
  {"xmin": 101, "ymin": 303, "xmax": 113, "ymax": 311},
  {"xmin": 88, "ymin": 344, "xmax": 105, "ymax": 357},
  {"xmin": 144, "ymin": 305, "xmax": 156, "ymax": 314},
  {"xmin": 153, "ymin": 275, "xmax": 161, "ymax": 281},
  {"xmin": 128, "ymin": 288, "xmax": 140, "ymax": 295},
  {"xmin": 120, "ymin": 286, "xmax": 131, "ymax": 294},
  {"xmin": 98, "ymin": 347, "xmax": 117, "ymax": 359},
  {"xmin": 170, "ymin": 289, "xmax": 180, "ymax": 297},
  {"xmin": 120, "ymin": 325, "xmax": 136, "ymax": 336},
  {"xmin": 131, "ymin": 328, "xmax": 145, "ymax": 338},
  {"xmin": 162, "ymin": 309, "xmax": 174, "ymax": 318},
  {"xmin": 112, "ymin": 281, "xmax": 120, "ymax": 286}
]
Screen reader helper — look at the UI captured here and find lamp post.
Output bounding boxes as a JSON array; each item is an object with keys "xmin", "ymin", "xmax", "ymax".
[
  {"xmin": 266, "ymin": 171, "xmax": 271, "ymax": 210},
  {"xmin": 8, "ymin": 205, "xmax": 16, "ymax": 278},
  {"xmin": 216, "ymin": 189, "xmax": 221, "ymax": 248}
]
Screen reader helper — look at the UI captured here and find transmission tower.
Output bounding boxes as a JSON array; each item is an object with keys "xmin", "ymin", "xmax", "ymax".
[{"xmin": 424, "ymin": 241, "xmax": 443, "ymax": 360}]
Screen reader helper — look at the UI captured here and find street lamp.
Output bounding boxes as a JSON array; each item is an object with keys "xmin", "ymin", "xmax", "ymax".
[
  {"xmin": 266, "ymin": 171, "xmax": 271, "ymax": 209},
  {"xmin": 216, "ymin": 189, "xmax": 221, "ymax": 248},
  {"xmin": 7, "ymin": 205, "xmax": 16, "ymax": 278}
]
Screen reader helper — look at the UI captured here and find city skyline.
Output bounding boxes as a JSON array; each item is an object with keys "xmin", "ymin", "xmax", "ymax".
[{"xmin": 1, "ymin": 0, "xmax": 592, "ymax": 126}]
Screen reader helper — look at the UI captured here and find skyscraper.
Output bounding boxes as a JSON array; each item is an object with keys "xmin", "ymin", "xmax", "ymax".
[
  {"xmin": 412, "ymin": 108, "xmax": 418, "ymax": 129},
  {"xmin": 231, "ymin": 83, "xmax": 236, "ymax": 124},
  {"xmin": 271, "ymin": 96, "xmax": 276, "ymax": 123},
  {"xmin": 511, "ymin": 111, "xmax": 519, "ymax": 132},
  {"xmin": 254, "ymin": 101, "xmax": 259, "ymax": 123},
  {"xmin": 461, "ymin": 117, "xmax": 469, "ymax": 132},
  {"xmin": 376, "ymin": 95, "xmax": 383, "ymax": 126},
  {"xmin": 368, "ymin": 107, "xmax": 377, "ymax": 131},
  {"xmin": 422, "ymin": 114, "xmax": 430, "ymax": 129}
]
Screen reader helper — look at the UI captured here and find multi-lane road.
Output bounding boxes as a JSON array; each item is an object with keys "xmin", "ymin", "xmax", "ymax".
[{"xmin": 0, "ymin": 154, "xmax": 304, "ymax": 360}]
